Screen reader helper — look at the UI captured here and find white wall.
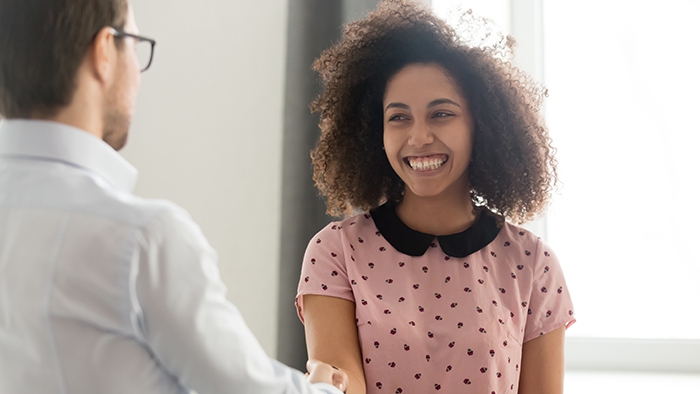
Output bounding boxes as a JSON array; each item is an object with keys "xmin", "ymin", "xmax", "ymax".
[{"xmin": 121, "ymin": 0, "xmax": 289, "ymax": 356}]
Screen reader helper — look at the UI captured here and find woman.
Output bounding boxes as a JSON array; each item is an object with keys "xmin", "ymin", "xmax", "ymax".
[{"xmin": 296, "ymin": 1, "xmax": 575, "ymax": 393}]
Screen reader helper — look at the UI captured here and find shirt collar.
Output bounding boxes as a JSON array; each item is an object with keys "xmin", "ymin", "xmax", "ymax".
[
  {"xmin": 370, "ymin": 202, "xmax": 502, "ymax": 258},
  {"xmin": 0, "ymin": 119, "xmax": 138, "ymax": 192}
]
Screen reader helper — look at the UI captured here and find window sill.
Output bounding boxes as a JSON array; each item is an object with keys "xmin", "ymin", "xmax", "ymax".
[
  {"xmin": 565, "ymin": 370, "xmax": 700, "ymax": 394},
  {"xmin": 566, "ymin": 337, "xmax": 700, "ymax": 372}
]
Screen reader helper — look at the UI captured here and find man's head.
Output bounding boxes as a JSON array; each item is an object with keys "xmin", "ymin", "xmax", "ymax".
[{"xmin": 0, "ymin": 0, "xmax": 143, "ymax": 150}]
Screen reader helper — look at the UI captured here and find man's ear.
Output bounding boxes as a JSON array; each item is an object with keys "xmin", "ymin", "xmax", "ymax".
[{"xmin": 86, "ymin": 27, "xmax": 117, "ymax": 85}]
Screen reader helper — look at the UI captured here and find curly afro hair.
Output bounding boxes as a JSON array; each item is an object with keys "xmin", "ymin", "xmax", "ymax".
[{"xmin": 310, "ymin": 0, "xmax": 557, "ymax": 224}]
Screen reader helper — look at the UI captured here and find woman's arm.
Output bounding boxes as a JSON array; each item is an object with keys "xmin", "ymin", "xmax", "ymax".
[
  {"xmin": 302, "ymin": 294, "xmax": 367, "ymax": 394},
  {"xmin": 517, "ymin": 325, "xmax": 566, "ymax": 394}
]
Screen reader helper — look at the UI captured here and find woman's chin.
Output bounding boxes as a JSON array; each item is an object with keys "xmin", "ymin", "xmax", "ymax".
[{"xmin": 404, "ymin": 184, "xmax": 449, "ymax": 200}]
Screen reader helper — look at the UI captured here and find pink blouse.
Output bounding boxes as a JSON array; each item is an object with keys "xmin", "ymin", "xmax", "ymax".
[{"xmin": 297, "ymin": 207, "xmax": 575, "ymax": 394}]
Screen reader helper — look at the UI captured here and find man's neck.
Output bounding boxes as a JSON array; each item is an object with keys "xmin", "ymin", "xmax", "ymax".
[
  {"xmin": 46, "ymin": 114, "xmax": 100, "ymax": 138},
  {"xmin": 31, "ymin": 70, "xmax": 105, "ymax": 141}
]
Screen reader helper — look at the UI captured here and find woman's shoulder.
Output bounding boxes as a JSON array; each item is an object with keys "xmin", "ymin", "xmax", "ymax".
[
  {"xmin": 497, "ymin": 221, "xmax": 547, "ymax": 249},
  {"xmin": 312, "ymin": 211, "xmax": 378, "ymax": 239},
  {"xmin": 491, "ymin": 221, "xmax": 562, "ymax": 275}
]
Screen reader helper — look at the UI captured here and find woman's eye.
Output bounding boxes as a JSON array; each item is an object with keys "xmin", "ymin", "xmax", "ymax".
[
  {"xmin": 433, "ymin": 111, "xmax": 454, "ymax": 118},
  {"xmin": 388, "ymin": 114, "xmax": 408, "ymax": 121}
]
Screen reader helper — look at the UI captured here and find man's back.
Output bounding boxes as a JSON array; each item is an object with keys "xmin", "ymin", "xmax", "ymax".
[
  {"xmin": 0, "ymin": 0, "xmax": 347, "ymax": 391},
  {"xmin": 0, "ymin": 120, "xmax": 343, "ymax": 394},
  {"xmin": 0, "ymin": 120, "xmax": 191, "ymax": 392}
]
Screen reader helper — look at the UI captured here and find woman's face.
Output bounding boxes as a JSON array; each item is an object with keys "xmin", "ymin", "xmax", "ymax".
[{"xmin": 382, "ymin": 63, "xmax": 474, "ymax": 200}]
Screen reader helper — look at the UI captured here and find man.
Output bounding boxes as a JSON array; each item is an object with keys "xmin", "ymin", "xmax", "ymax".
[{"xmin": 0, "ymin": 1, "xmax": 347, "ymax": 393}]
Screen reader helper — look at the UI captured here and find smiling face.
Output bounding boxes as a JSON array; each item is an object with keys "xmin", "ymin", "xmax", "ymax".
[{"xmin": 383, "ymin": 63, "xmax": 474, "ymax": 200}]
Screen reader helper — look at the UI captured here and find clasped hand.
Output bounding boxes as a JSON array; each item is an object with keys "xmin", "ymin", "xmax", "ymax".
[{"xmin": 306, "ymin": 359, "xmax": 348, "ymax": 392}]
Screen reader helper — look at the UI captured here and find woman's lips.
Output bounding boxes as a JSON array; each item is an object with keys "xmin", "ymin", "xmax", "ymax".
[{"xmin": 404, "ymin": 154, "xmax": 448, "ymax": 171}]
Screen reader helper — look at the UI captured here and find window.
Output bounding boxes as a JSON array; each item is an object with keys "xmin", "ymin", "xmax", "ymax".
[
  {"xmin": 544, "ymin": 0, "xmax": 700, "ymax": 342},
  {"xmin": 433, "ymin": 0, "xmax": 700, "ymax": 386}
]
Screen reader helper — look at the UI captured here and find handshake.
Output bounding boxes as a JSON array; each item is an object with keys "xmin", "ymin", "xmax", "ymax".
[{"xmin": 307, "ymin": 359, "xmax": 348, "ymax": 393}]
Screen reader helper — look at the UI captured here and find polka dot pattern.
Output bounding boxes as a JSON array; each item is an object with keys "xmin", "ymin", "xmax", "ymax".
[{"xmin": 297, "ymin": 213, "xmax": 575, "ymax": 393}]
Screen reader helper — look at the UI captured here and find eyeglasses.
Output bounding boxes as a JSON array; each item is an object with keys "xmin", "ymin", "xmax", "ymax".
[{"xmin": 109, "ymin": 28, "xmax": 157, "ymax": 72}]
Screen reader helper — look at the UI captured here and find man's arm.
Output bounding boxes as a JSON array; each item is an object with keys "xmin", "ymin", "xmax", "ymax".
[{"xmin": 132, "ymin": 206, "xmax": 344, "ymax": 394}]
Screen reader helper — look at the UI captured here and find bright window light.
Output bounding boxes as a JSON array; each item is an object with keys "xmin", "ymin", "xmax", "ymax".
[
  {"xmin": 433, "ymin": 0, "xmax": 700, "ymax": 341},
  {"xmin": 543, "ymin": 0, "xmax": 700, "ymax": 339}
]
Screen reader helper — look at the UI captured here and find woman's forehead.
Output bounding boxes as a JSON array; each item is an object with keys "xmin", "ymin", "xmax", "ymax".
[{"xmin": 384, "ymin": 63, "xmax": 464, "ymax": 107}]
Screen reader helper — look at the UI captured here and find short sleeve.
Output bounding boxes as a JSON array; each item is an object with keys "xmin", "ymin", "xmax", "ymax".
[
  {"xmin": 523, "ymin": 238, "xmax": 576, "ymax": 342},
  {"xmin": 296, "ymin": 223, "xmax": 355, "ymax": 323}
]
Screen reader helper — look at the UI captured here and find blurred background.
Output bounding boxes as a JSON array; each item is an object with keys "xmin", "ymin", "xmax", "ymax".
[{"xmin": 123, "ymin": 0, "xmax": 699, "ymax": 392}]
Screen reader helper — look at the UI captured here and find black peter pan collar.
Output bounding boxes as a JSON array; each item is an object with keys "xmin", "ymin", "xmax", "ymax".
[{"xmin": 369, "ymin": 203, "xmax": 502, "ymax": 258}]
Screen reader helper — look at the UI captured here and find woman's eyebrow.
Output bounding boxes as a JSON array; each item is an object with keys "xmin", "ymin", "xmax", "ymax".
[
  {"xmin": 384, "ymin": 98, "xmax": 460, "ymax": 113},
  {"xmin": 384, "ymin": 102, "xmax": 410, "ymax": 113},
  {"xmin": 428, "ymin": 98, "xmax": 460, "ymax": 108}
]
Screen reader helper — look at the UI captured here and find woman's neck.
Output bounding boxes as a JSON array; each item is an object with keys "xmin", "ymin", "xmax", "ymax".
[{"xmin": 395, "ymin": 188, "xmax": 477, "ymax": 236}]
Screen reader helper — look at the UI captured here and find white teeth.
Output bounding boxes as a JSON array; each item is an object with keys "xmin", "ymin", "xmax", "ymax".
[{"xmin": 409, "ymin": 158, "xmax": 445, "ymax": 171}]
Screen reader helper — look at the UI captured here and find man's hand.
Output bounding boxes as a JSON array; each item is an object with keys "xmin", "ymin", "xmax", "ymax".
[{"xmin": 306, "ymin": 359, "xmax": 348, "ymax": 392}]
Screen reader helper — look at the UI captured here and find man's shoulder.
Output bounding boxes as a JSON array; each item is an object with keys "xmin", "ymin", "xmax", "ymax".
[
  {"xmin": 86, "ymin": 190, "xmax": 207, "ymax": 251},
  {"xmin": 1, "ymin": 157, "xmax": 202, "ymax": 244},
  {"xmin": 98, "ymin": 188, "xmax": 192, "ymax": 231}
]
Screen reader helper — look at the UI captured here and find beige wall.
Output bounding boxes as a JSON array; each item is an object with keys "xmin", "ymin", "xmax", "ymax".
[{"xmin": 122, "ymin": 0, "xmax": 289, "ymax": 356}]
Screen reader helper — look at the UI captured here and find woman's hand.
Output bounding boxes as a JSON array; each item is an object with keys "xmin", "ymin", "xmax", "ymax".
[
  {"xmin": 306, "ymin": 359, "xmax": 349, "ymax": 392},
  {"xmin": 301, "ymin": 295, "xmax": 366, "ymax": 394}
]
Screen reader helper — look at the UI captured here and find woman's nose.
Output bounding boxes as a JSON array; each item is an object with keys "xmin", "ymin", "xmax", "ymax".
[{"xmin": 408, "ymin": 122, "xmax": 434, "ymax": 147}]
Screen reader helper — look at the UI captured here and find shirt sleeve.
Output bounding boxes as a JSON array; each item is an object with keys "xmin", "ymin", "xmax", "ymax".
[
  {"xmin": 522, "ymin": 238, "xmax": 576, "ymax": 343},
  {"xmin": 130, "ymin": 205, "xmax": 342, "ymax": 394},
  {"xmin": 296, "ymin": 222, "xmax": 355, "ymax": 324}
]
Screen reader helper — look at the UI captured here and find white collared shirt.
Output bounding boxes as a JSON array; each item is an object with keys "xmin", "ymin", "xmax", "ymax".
[{"xmin": 0, "ymin": 120, "xmax": 340, "ymax": 394}]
